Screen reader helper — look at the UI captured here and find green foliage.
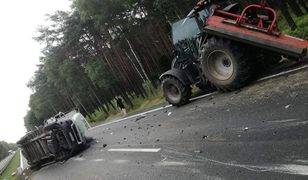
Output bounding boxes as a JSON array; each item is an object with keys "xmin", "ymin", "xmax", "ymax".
[
  {"xmin": 25, "ymin": 0, "xmax": 308, "ymax": 131},
  {"xmin": 85, "ymin": 59, "xmax": 117, "ymax": 88},
  {"xmin": 0, "ymin": 142, "xmax": 17, "ymax": 161},
  {"xmin": 0, "ymin": 151, "xmax": 20, "ymax": 180},
  {"xmin": 280, "ymin": 14, "xmax": 308, "ymax": 39}
]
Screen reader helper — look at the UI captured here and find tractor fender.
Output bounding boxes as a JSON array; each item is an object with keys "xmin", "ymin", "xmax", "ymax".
[{"xmin": 159, "ymin": 69, "xmax": 192, "ymax": 86}]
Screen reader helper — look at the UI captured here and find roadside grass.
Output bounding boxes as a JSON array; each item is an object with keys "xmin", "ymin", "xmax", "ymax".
[
  {"xmin": 87, "ymin": 83, "xmax": 165, "ymax": 126},
  {"xmin": 0, "ymin": 151, "xmax": 20, "ymax": 180},
  {"xmin": 280, "ymin": 13, "xmax": 308, "ymax": 39},
  {"xmin": 87, "ymin": 11, "xmax": 308, "ymax": 126}
]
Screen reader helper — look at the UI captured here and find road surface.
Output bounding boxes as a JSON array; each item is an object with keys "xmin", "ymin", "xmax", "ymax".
[{"xmin": 31, "ymin": 68, "xmax": 308, "ymax": 180}]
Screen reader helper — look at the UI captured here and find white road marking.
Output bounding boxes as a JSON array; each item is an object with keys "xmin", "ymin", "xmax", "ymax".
[
  {"xmin": 108, "ymin": 148, "xmax": 161, "ymax": 153},
  {"xmin": 190, "ymin": 91, "xmax": 218, "ymax": 101},
  {"xmin": 268, "ymin": 119, "xmax": 297, "ymax": 123},
  {"xmin": 257, "ymin": 64, "xmax": 308, "ymax": 82},
  {"xmin": 113, "ymin": 159, "xmax": 129, "ymax": 163},
  {"xmin": 91, "ymin": 64, "xmax": 308, "ymax": 130},
  {"xmin": 93, "ymin": 159, "xmax": 105, "ymax": 162},
  {"xmin": 19, "ymin": 150, "xmax": 24, "ymax": 170},
  {"xmin": 73, "ymin": 157, "xmax": 86, "ymax": 161},
  {"xmin": 156, "ymin": 161, "xmax": 188, "ymax": 166}
]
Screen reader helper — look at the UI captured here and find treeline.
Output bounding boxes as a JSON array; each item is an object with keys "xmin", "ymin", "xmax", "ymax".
[
  {"xmin": 0, "ymin": 141, "xmax": 17, "ymax": 161},
  {"xmin": 24, "ymin": 0, "xmax": 197, "ymax": 131},
  {"xmin": 24, "ymin": 0, "xmax": 308, "ymax": 131}
]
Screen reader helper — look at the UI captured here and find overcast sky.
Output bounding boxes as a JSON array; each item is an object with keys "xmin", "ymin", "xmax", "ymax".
[{"xmin": 0, "ymin": 0, "xmax": 71, "ymax": 143}]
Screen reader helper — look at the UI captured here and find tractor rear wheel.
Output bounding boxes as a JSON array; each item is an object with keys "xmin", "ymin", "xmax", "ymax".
[
  {"xmin": 162, "ymin": 76, "xmax": 191, "ymax": 106},
  {"xmin": 201, "ymin": 37, "xmax": 253, "ymax": 91}
]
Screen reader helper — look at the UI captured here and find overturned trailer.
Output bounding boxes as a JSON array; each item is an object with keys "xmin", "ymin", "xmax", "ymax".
[{"xmin": 17, "ymin": 110, "xmax": 92, "ymax": 170}]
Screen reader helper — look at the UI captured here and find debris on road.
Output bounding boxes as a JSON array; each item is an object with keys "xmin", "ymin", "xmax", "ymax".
[
  {"xmin": 168, "ymin": 112, "xmax": 172, "ymax": 116},
  {"xmin": 202, "ymin": 135, "xmax": 208, "ymax": 140},
  {"xmin": 135, "ymin": 115, "xmax": 146, "ymax": 122},
  {"xmin": 285, "ymin": 104, "xmax": 291, "ymax": 109},
  {"xmin": 244, "ymin": 127, "xmax": 249, "ymax": 131},
  {"xmin": 102, "ymin": 144, "xmax": 107, "ymax": 148}
]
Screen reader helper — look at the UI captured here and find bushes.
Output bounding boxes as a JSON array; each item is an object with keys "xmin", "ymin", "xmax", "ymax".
[{"xmin": 280, "ymin": 14, "xmax": 308, "ymax": 39}]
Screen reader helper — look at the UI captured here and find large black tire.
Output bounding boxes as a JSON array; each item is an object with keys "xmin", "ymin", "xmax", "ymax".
[
  {"xmin": 162, "ymin": 76, "xmax": 191, "ymax": 106},
  {"xmin": 200, "ymin": 37, "xmax": 254, "ymax": 91}
]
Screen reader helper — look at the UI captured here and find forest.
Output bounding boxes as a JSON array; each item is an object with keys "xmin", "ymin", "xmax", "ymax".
[{"xmin": 24, "ymin": 0, "xmax": 308, "ymax": 131}]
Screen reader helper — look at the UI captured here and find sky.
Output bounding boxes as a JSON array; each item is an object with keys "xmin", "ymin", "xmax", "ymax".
[{"xmin": 0, "ymin": 0, "xmax": 71, "ymax": 143}]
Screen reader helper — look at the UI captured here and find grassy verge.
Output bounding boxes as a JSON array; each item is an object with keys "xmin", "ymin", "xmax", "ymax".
[
  {"xmin": 0, "ymin": 151, "xmax": 20, "ymax": 180},
  {"xmin": 279, "ymin": 13, "xmax": 308, "ymax": 39},
  {"xmin": 88, "ymin": 83, "xmax": 166, "ymax": 126}
]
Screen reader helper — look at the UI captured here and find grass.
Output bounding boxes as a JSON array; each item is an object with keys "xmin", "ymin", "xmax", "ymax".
[
  {"xmin": 279, "ymin": 13, "xmax": 308, "ymax": 39},
  {"xmin": 87, "ymin": 82, "xmax": 166, "ymax": 126},
  {"xmin": 0, "ymin": 151, "xmax": 20, "ymax": 180},
  {"xmin": 87, "ymin": 11, "xmax": 308, "ymax": 126}
]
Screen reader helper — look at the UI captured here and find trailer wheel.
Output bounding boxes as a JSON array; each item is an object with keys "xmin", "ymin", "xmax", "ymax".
[
  {"xmin": 162, "ymin": 76, "xmax": 191, "ymax": 106},
  {"xmin": 201, "ymin": 37, "xmax": 253, "ymax": 91}
]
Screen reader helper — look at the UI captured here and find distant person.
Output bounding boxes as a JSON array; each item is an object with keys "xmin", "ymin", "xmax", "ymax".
[{"xmin": 116, "ymin": 96, "xmax": 127, "ymax": 116}]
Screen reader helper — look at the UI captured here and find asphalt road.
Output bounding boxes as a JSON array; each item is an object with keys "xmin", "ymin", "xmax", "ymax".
[{"xmin": 31, "ymin": 68, "xmax": 308, "ymax": 180}]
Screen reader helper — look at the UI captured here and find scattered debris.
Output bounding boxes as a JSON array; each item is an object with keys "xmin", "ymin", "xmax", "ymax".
[
  {"xmin": 168, "ymin": 112, "xmax": 172, "ymax": 116},
  {"xmin": 135, "ymin": 115, "xmax": 146, "ymax": 122},
  {"xmin": 102, "ymin": 144, "xmax": 107, "ymax": 148},
  {"xmin": 244, "ymin": 127, "xmax": 249, "ymax": 131},
  {"xmin": 285, "ymin": 104, "xmax": 291, "ymax": 109},
  {"xmin": 194, "ymin": 150, "xmax": 202, "ymax": 153},
  {"xmin": 202, "ymin": 135, "xmax": 208, "ymax": 140},
  {"xmin": 11, "ymin": 171, "xmax": 16, "ymax": 176}
]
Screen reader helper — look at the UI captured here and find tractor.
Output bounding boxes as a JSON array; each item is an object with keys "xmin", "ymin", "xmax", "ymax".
[{"xmin": 160, "ymin": 0, "xmax": 308, "ymax": 106}]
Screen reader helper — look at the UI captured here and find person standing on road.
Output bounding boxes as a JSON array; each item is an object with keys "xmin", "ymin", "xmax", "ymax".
[{"xmin": 116, "ymin": 96, "xmax": 127, "ymax": 116}]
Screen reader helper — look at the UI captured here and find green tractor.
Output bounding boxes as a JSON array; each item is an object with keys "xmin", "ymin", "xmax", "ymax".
[{"xmin": 160, "ymin": 0, "xmax": 308, "ymax": 106}]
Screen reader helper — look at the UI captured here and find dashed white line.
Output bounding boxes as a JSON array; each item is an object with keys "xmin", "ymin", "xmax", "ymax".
[{"xmin": 108, "ymin": 148, "xmax": 161, "ymax": 153}]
